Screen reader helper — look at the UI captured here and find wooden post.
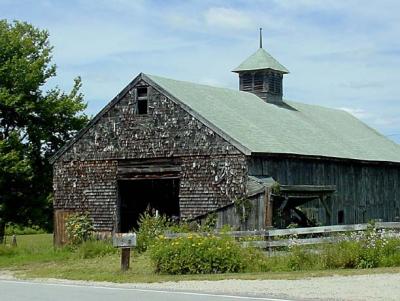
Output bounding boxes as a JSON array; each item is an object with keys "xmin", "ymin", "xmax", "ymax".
[
  {"xmin": 264, "ymin": 188, "xmax": 273, "ymax": 227},
  {"xmin": 320, "ymin": 195, "xmax": 332, "ymax": 225},
  {"xmin": 11, "ymin": 235, "xmax": 17, "ymax": 247},
  {"xmin": 264, "ymin": 188, "xmax": 273, "ymax": 256},
  {"xmin": 113, "ymin": 233, "xmax": 136, "ymax": 271},
  {"xmin": 0, "ymin": 219, "xmax": 4, "ymax": 244},
  {"xmin": 121, "ymin": 248, "xmax": 130, "ymax": 271}
]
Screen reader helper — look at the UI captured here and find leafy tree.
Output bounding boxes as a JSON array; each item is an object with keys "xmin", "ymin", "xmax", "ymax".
[{"xmin": 0, "ymin": 20, "xmax": 89, "ymax": 238}]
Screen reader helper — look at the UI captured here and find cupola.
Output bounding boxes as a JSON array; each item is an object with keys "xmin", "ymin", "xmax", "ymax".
[{"xmin": 232, "ymin": 29, "xmax": 289, "ymax": 104}]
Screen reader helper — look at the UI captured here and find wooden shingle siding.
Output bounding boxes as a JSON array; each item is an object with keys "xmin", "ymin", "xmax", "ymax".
[
  {"xmin": 53, "ymin": 160, "xmax": 117, "ymax": 231},
  {"xmin": 248, "ymin": 156, "xmax": 400, "ymax": 224},
  {"xmin": 53, "ymin": 84, "xmax": 248, "ymax": 233}
]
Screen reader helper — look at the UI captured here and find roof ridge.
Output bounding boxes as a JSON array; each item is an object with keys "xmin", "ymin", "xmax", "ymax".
[{"xmin": 144, "ymin": 73, "xmax": 255, "ymax": 96}]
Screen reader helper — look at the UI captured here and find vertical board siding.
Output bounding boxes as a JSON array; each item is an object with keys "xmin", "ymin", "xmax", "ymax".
[
  {"xmin": 53, "ymin": 210, "xmax": 72, "ymax": 246},
  {"xmin": 210, "ymin": 193, "xmax": 265, "ymax": 230},
  {"xmin": 248, "ymin": 156, "xmax": 400, "ymax": 225}
]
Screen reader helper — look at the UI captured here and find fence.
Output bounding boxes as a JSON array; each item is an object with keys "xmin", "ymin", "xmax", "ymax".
[{"xmin": 164, "ymin": 222, "xmax": 400, "ymax": 253}]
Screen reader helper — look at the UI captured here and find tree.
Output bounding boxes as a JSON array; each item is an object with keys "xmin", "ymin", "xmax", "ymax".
[{"xmin": 0, "ymin": 20, "xmax": 89, "ymax": 238}]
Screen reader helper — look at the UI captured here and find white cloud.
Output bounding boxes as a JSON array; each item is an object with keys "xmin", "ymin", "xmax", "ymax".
[
  {"xmin": 339, "ymin": 107, "xmax": 372, "ymax": 120},
  {"xmin": 204, "ymin": 7, "xmax": 253, "ymax": 29}
]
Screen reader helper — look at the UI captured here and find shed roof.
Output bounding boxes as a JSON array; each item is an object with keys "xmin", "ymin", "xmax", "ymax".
[
  {"xmin": 145, "ymin": 74, "xmax": 400, "ymax": 163},
  {"xmin": 232, "ymin": 48, "xmax": 289, "ymax": 74}
]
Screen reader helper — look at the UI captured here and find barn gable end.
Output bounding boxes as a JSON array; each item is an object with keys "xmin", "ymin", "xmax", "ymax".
[{"xmin": 53, "ymin": 75, "xmax": 248, "ymax": 239}]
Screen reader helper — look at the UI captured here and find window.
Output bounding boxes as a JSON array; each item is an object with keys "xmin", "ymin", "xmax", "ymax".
[
  {"xmin": 338, "ymin": 210, "xmax": 344, "ymax": 224},
  {"xmin": 136, "ymin": 87, "xmax": 148, "ymax": 115}
]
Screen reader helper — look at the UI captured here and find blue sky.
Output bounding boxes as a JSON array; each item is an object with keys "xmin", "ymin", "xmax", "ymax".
[{"xmin": 1, "ymin": 0, "xmax": 400, "ymax": 143}]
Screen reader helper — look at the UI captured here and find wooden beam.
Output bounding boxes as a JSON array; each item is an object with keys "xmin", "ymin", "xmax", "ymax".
[
  {"xmin": 320, "ymin": 195, "xmax": 332, "ymax": 225},
  {"xmin": 280, "ymin": 185, "xmax": 336, "ymax": 192},
  {"xmin": 117, "ymin": 166, "xmax": 181, "ymax": 175}
]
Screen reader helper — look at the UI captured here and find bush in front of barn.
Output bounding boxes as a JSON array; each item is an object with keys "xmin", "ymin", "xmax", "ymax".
[
  {"xmin": 135, "ymin": 211, "xmax": 171, "ymax": 253},
  {"xmin": 65, "ymin": 213, "xmax": 94, "ymax": 245},
  {"xmin": 135, "ymin": 210, "xmax": 202, "ymax": 253},
  {"xmin": 149, "ymin": 234, "xmax": 247, "ymax": 274}
]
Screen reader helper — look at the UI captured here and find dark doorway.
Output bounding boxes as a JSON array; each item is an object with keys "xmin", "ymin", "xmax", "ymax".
[{"xmin": 118, "ymin": 178, "xmax": 180, "ymax": 232}]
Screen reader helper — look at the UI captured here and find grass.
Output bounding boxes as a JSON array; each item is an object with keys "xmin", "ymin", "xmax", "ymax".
[
  {"xmin": 1, "ymin": 234, "xmax": 400, "ymax": 283},
  {"xmin": 0, "ymin": 234, "xmax": 72, "ymax": 267}
]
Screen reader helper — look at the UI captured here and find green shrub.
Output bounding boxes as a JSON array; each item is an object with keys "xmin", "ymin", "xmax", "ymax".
[
  {"xmin": 65, "ymin": 213, "xmax": 94, "ymax": 245},
  {"xmin": 200, "ymin": 212, "xmax": 218, "ymax": 231},
  {"xmin": 321, "ymin": 225, "xmax": 400, "ymax": 269},
  {"xmin": 135, "ymin": 211, "xmax": 171, "ymax": 253},
  {"xmin": 75, "ymin": 240, "xmax": 117, "ymax": 259},
  {"xmin": 167, "ymin": 220, "xmax": 199, "ymax": 233},
  {"xmin": 322, "ymin": 240, "xmax": 362, "ymax": 269},
  {"xmin": 287, "ymin": 246, "xmax": 317, "ymax": 271},
  {"xmin": 0, "ymin": 245, "xmax": 18, "ymax": 256},
  {"xmin": 5, "ymin": 223, "xmax": 47, "ymax": 235},
  {"xmin": 380, "ymin": 238, "xmax": 400, "ymax": 267},
  {"xmin": 242, "ymin": 247, "xmax": 271, "ymax": 272},
  {"xmin": 380, "ymin": 240, "xmax": 400, "ymax": 267},
  {"xmin": 150, "ymin": 234, "xmax": 247, "ymax": 274}
]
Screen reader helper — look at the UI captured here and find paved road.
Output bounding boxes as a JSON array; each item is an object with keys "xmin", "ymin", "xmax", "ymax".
[{"xmin": 0, "ymin": 279, "xmax": 300, "ymax": 301}]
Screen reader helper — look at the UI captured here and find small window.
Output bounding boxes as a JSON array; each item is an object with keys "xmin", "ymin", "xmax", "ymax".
[
  {"xmin": 137, "ymin": 87, "xmax": 147, "ymax": 98},
  {"xmin": 136, "ymin": 87, "xmax": 148, "ymax": 115},
  {"xmin": 338, "ymin": 210, "xmax": 344, "ymax": 224}
]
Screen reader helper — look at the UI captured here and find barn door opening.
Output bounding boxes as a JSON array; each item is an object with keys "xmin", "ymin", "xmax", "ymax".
[{"xmin": 118, "ymin": 178, "xmax": 180, "ymax": 232}]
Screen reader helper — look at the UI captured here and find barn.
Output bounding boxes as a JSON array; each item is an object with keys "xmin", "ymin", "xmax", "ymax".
[{"xmin": 51, "ymin": 41, "xmax": 400, "ymax": 245}]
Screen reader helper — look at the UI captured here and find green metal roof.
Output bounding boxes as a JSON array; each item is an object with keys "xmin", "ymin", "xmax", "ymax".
[
  {"xmin": 145, "ymin": 74, "xmax": 400, "ymax": 163},
  {"xmin": 232, "ymin": 48, "xmax": 289, "ymax": 74}
]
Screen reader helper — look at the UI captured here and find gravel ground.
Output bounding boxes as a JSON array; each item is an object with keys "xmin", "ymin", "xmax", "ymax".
[
  {"xmin": 1, "ymin": 270, "xmax": 399, "ymax": 301},
  {"xmin": 130, "ymin": 274, "xmax": 400, "ymax": 301}
]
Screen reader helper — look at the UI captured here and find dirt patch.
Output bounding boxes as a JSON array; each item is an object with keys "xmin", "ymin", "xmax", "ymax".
[
  {"xmin": 134, "ymin": 273, "xmax": 400, "ymax": 301},
  {"xmin": 0, "ymin": 270, "xmax": 17, "ymax": 280}
]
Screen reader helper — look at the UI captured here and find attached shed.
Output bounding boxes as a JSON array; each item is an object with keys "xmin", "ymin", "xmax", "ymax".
[{"xmin": 51, "ymin": 42, "xmax": 400, "ymax": 244}]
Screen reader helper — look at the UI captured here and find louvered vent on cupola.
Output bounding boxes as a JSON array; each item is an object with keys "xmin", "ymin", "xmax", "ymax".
[{"xmin": 232, "ymin": 28, "xmax": 289, "ymax": 104}]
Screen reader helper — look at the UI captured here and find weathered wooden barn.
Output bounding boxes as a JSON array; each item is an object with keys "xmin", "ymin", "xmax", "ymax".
[{"xmin": 51, "ymin": 42, "xmax": 400, "ymax": 244}]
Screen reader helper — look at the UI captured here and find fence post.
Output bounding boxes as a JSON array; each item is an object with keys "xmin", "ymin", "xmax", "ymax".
[
  {"xmin": 11, "ymin": 235, "xmax": 17, "ymax": 247},
  {"xmin": 121, "ymin": 248, "xmax": 130, "ymax": 271},
  {"xmin": 268, "ymin": 235, "xmax": 272, "ymax": 256}
]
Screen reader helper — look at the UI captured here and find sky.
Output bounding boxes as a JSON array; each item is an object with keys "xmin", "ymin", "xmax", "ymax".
[{"xmin": 1, "ymin": 0, "xmax": 400, "ymax": 143}]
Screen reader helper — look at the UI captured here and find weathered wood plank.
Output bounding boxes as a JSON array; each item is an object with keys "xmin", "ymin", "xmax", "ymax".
[
  {"xmin": 243, "ymin": 232, "xmax": 400, "ymax": 248},
  {"xmin": 242, "ymin": 237, "xmax": 338, "ymax": 248}
]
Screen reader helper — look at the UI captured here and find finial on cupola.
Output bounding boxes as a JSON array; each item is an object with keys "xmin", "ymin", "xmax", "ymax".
[{"xmin": 259, "ymin": 27, "xmax": 263, "ymax": 48}]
